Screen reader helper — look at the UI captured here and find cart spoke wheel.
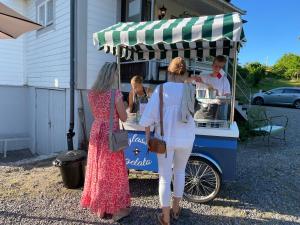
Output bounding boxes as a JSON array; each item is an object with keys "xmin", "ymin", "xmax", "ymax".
[{"xmin": 184, "ymin": 159, "xmax": 221, "ymax": 203}]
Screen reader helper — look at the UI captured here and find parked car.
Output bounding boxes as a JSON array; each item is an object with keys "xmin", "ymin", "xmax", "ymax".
[{"xmin": 252, "ymin": 87, "xmax": 300, "ymax": 109}]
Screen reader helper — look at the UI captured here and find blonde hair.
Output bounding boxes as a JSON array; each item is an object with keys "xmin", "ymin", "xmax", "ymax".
[
  {"xmin": 131, "ymin": 75, "xmax": 143, "ymax": 84},
  {"xmin": 92, "ymin": 62, "xmax": 118, "ymax": 91},
  {"xmin": 213, "ymin": 55, "xmax": 227, "ymax": 64},
  {"xmin": 168, "ymin": 57, "xmax": 186, "ymax": 76}
]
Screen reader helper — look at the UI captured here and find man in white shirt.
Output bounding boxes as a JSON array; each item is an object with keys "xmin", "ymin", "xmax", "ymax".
[{"xmin": 195, "ymin": 55, "xmax": 231, "ymax": 120}]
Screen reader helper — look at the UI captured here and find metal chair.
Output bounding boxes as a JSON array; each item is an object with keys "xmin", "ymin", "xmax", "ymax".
[{"xmin": 247, "ymin": 106, "xmax": 288, "ymax": 148}]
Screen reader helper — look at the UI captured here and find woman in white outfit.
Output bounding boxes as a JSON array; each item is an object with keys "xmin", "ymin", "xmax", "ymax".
[{"xmin": 139, "ymin": 57, "xmax": 198, "ymax": 225}]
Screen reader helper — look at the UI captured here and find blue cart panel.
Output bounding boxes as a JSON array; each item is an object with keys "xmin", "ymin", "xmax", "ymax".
[
  {"xmin": 125, "ymin": 131, "xmax": 238, "ymax": 181},
  {"xmin": 125, "ymin": 131, "xmax": 158, "ymax": 172},
  {"xmin": 193, "ymin": 135, "xmax": 238, "ymax": 181}
]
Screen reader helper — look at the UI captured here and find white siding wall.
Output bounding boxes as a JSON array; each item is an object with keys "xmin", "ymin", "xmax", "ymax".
[
  {"xmin": 0, "ymin": 0, "xmax": 26, "ymax": 86},
  {"xmin": 86, "ymin": 0, "xmax": 118, "ymax": 88},
  {"xmin": 0, "ymin": 86, "xmax": 31, "ymax": 151},
  {"xmin": 24, "ymin": 0, "xmax": 70, "ymax": 88}
]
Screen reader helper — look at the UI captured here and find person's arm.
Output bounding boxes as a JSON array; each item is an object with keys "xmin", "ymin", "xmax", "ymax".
[
  {"xmin": 223, "ymin": 78, "xmax": 231, "ymax": 96},
  {"xmin": 146, "ymin": 87, "xmax": 152, "ymax": 97},
  {"xmin": 145, "ymin": 126, "xmax": 151, "ymax": 146},
  {"xmin": 128, "ymin": 90, "xmax": 134, "ymax": 113},
  {"xmin": 116, "ymin": 95, "xmax": 128, "ymax": 122},
  {"xmin": 186, "ymin": 75, "xmax": 215, "ymax": 90},
  {"xmin": 185, "ymin": 76, "xmax": 203, "ymax": 83},
  {"xmin": 139, "ymin": 86, "xmax": 160, "ymax": 127}
]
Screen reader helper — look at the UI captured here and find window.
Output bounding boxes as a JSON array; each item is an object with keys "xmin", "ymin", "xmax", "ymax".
[
  {"xmin": 46, "ymin": 0, "xmax": 54, "ymax": 25},
  {"xmin": 122, "ymin": 0, "xmax": 152, "ymax": 22},
  {"xmin": 283, "ymin": 89, "xmax": 300, "ymax": 94},
  {"xmin": 38, "ymin": 0, "xmax": 54, "ymax": 27},
  {"xmin": 270, "ymin": 89, "xmax": 283, "ymax": 94},
  {"xmin": 125, "ymin": 0, "xmax": 142, "ymax": 22}
]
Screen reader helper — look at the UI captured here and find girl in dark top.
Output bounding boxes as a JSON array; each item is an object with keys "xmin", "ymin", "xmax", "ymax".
[{"xmin": 128, "ymin": 75, "xmax": 150, "ymax": 113}]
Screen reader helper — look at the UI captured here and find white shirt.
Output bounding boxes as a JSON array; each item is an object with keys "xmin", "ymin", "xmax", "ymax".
[
  {"xmin": 199, "ymin": 69, "xmax": 231, "ymax": 104},
  {"xmin": 139, "ymin": 82, "xmax": 195, "ymax": 148},
  {"xmin": 200, "ymin": 71, "xmax": 231, "ymax": 96}
]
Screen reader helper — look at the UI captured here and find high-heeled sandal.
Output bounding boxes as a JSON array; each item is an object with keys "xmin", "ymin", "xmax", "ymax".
[
  {"xmin": 156, "ymin": 213, "xmax": 170, "ymax": 225},
  {"xmin": 171, "ymin": 207, "xmax": 182, "ymax": 220}
]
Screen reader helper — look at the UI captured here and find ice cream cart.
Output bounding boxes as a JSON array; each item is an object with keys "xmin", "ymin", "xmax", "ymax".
[{"xmin": 93, "ymin": 12, "xmax": 246, "ymax": 203}]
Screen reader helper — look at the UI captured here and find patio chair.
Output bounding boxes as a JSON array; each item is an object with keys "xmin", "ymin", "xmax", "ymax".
[{"xmin": 247, "ymin": 106, "xmax": 288, "ymax": 148}]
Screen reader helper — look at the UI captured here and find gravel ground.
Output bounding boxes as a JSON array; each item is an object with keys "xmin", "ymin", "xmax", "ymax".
[{"xmin": 0, "ymin": 106, "xmax": 300, "ymax": 225}]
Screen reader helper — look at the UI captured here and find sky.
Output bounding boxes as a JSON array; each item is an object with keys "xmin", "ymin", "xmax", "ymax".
[{"xmin": 232, "ymin": 0, "xmax": 300, "ymax": 66}]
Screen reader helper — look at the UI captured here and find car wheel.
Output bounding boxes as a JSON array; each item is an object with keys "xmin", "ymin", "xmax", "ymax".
[
  {"xmin": 253, "ymin": 97, "xmax": 264, "ymax": 105},
  {"xmin": 183, "ymin": 158, "xmax": 221, "ymax": 203},
  {"xmin": 294, "ymin": 100, "xmax": 300, "ymax": 109}
]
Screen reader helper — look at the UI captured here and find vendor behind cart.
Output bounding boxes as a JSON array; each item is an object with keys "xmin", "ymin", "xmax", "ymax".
[
  {"xmin": 195, "ymin": 55, "xmax": 231, "ymax": 120},
  {"xmin": 128, "ymin": 75, "xmax": 151, "ymax": 113}
]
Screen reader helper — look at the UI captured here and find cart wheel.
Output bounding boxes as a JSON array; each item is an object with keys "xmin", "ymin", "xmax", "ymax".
[{"xmin": 183, "ymin": 158, "xmax": 221, "ymax": 203}]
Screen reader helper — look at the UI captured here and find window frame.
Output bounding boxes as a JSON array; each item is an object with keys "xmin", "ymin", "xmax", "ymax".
[
  {"xmin": 45, "ymin": 0, "xmax": 54, "ymax": 26},
  {"xmin": 37, "ymin": 0, "xmax": 54, "ymax": 28},
  {"xmin": 37, "ymin": 3, "xmax": 46, "ymax": 26}
]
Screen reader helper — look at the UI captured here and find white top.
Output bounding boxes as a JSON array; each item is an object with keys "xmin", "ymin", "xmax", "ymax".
[
  {"xmin": 139, "ymin": 82, "xmax": 196, "ymax": 147},
  {"xmin": 200, "ymin": 69, "xmax": 231, "ymax": 95},
  {"xmin": 199, "ymin": 69, "xmax": 231, "ymax": 104}
]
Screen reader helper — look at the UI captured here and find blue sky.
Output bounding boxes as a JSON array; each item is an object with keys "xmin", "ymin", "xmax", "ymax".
[{"xmin": 232, "ymin": 0, "xmax": 300, "ymax": 66}]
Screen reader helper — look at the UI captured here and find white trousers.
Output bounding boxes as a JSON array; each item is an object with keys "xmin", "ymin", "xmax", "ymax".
[{"xmin": 157, "ymin": 144, "xmax": 193, "ymax": 207}]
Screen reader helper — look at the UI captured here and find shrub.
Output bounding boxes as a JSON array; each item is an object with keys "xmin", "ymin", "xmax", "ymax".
[{"xmin": 244, "ymin": 62, "xmax": 266, "ymax": 87}]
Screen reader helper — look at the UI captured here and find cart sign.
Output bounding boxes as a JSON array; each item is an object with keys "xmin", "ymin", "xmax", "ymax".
[{"xmin": 125, "ymin": 131, "xmax": 158, "ymax": 172}]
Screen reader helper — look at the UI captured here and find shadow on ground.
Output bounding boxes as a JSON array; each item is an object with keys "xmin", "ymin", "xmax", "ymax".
[
  {"xmin": 0, "ymin": 149, "xmax": 35, "ymax": 163},
  {"xmin": 1, "ymin": 206, "xmax": 299, "ymax": 225}
]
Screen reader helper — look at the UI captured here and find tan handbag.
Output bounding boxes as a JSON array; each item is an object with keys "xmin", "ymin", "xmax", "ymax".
[
  {"xmin": 109, "ymin": 89, "xmax": 129, "ymax": 152},
  {"xmin": 148, "ymin": 85, "xmax": 167, "ymax": 155}
]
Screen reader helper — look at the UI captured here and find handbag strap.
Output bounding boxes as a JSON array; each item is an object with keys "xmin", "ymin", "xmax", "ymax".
[
  {"xmin": 159, "ymin": 84, "xmax": 164, "ymax": 137},
  {"xmin": 109, "ymin": 89, "xmax": 115, "ymax": 137},
  {"xmin": 110, "ymin": 89, "xmax": 125, "ymax": 135}
]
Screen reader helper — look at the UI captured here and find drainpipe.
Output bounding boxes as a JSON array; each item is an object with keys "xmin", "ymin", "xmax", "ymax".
[
  {"xmin": 151, "ymin": 0, "xmax": 155, "ymax": 20},
  {"xmin": 67, "ymin": 0, "xmax": 76, "ymax": 150}
]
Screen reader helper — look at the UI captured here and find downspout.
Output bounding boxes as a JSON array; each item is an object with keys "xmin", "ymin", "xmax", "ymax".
[
  {"xmin": 67, "ymin": 0, "xmax": 76, "ymax": 150},
  {"xmin": 151, "ymin": 0, "xmax": 155, "ymax": 20}
]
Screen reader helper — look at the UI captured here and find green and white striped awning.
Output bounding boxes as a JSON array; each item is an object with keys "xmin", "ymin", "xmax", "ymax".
[{"xmin": 93, "ymin": 12, "xmax": 246, "ymax": 60}]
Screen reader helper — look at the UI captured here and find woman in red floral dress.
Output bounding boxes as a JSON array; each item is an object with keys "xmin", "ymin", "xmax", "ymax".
[{"xmin": 81, "ymin": 62, "xmax": 131, "ymax": 221}]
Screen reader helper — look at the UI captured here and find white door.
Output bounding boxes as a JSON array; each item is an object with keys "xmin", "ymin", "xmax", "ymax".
[
  {"xmin": 36, "ymin": 89, "xmax": 51, "ymax": 155},
  {"xmin": 36, "ymin": 89, "xmax": 66, "ymax": 155},
  {"xmin": 50, "ymin": 90, "xmax": 66, "ymax": 153}
]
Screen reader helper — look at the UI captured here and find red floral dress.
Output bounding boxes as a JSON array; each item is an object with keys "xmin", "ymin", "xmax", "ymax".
[{"xmin": 80, "ymin": 89, "xmax": 131, "ymax": 216}]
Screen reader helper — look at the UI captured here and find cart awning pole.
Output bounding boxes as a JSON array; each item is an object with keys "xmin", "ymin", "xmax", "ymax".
[
  {"xmin": 117, "ymin": 45, "xmax": 121, "ymax": 89},
  {"xmin": 230, "ymin": 43, "xmax": 238, "ymax": 124}
]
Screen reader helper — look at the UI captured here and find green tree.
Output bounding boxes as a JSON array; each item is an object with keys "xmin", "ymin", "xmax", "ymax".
[
  {"xmin": 244, "ymin": 62, "xmax": 266, "ymax": 86},
  {"xmin": 272, "ymin": 53, "xmax": 300, "ymax": 79},
  {"xmin": 237, "ymin": 64, "xmax": 249, "ymax": 79}
]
